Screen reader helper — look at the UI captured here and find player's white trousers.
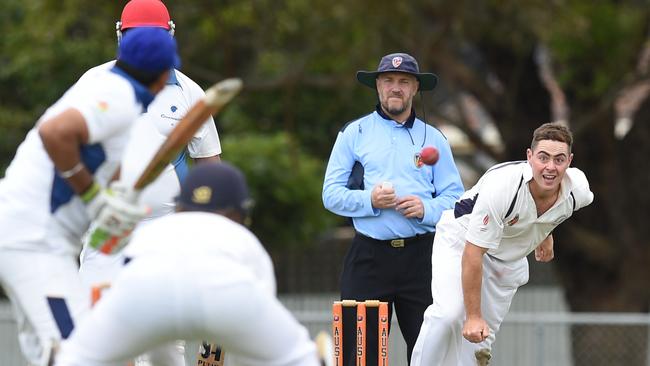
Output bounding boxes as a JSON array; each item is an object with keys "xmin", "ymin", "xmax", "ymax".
[
  {"xmin": 0, "ymin": 247, "xmax": 89, "ymax": 365},
  {"xmin": 56, "ymin": 255, "xmax": 319, "ymax": 366},
  {"xmin": 410, "ymin": 233, "xmax": 529, "ymax": 366},
  {"xmin": 79, "ymin": 246, "xmax": 184, "ymax": 366}
]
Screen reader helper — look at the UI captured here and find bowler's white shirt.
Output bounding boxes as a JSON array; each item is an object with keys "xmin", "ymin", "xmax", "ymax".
[{"xmin": 438, "ymin": 161, "xmax": 594, "ymax": 261}]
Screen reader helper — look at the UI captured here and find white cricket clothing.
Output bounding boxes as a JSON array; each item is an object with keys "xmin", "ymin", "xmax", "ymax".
[
  {"xmin": 0, "ymin": 68, "xmax": 147, "ymax": 253},
  {"xmin": 410, "ymin": 162, "xmax": 594, "ymax": 366},
  {"xmin": 56, "ymin": 212, "xmax": 319, "ymax": 366},
  {"xmin": 441, "ymin": 162, "xmax": 593, "ymax": 261},
  {"xmin": 77, "ymin": 61, "xmax": 222, "ymax": 366},
  {"xmin": 76, "ymin": 61, "xmax": 222, "ymax": 220},
  {"xmin": 0, "ymin": 65, "xmax": 153, "ymax": 365}
]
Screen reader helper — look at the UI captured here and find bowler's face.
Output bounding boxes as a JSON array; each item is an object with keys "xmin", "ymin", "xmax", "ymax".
[
  {"xmin": 376, "ymin": 72, "xmax": 418, "ymax": 120},
  {"xmin": 527, "ymin": 140, "xmax": 573, "ymax": 194}
]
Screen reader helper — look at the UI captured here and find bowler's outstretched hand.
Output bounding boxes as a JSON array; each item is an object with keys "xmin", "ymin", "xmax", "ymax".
[{"xmin": 535, "ymin": 234, "xmax": 554, "ymax": 262}]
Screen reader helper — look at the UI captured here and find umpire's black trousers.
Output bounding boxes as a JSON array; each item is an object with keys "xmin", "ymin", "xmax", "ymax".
[{"xmin": 340, "ymin": 231, "xmax": 434, "ymax": 366}]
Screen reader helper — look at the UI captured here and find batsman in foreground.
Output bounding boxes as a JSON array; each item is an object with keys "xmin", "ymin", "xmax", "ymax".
[
  {"xmin": 410, "ymin": 122, "xmax": 594, "ymax": 366},
  {"xmin": 0, "ymin": 27, "xmax": 178, "ymax": 365},
  {"xmin": 55, "ymin": 162, "xmax": 320, "ymax": 366}
]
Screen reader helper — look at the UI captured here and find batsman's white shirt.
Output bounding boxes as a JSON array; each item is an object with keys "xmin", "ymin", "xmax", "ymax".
[
  {"xmin": 78, "ymin": 61, "xmax": 222, "ymax": 285},
  {"xmin": 0, "ymin": 66, "xmax": 154, "ymax": 364},
  {"xmin": 77, "ymin": 62, "xmax": 222, "ymax": 366},
  {"xmin": 56, "ymin": 212, "xmax": 319, "ymax": 366},
  {"xmin": 411, "ymin": 161, "xmax": 594, "ymax": 366},
  {"xmin": 0, "ymin": 67, "xmax": 150, "ymax": 253},
  {"xmin": 77, "ymin": 61, "xmax": 222, "ymax": 220}
]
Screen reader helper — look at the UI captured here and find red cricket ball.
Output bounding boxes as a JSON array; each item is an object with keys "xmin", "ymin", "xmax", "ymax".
[{"xmin": 420, "ymin": 146, "xmax": 439, "ymax": 165}]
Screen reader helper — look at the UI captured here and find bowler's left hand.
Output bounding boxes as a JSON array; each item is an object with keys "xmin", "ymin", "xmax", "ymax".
[
  {"xmin": 535, "ymin": 234, "xmax": 554, "ymax": 262},
  {"xmin": 396, "ymin": 195, "xmax": 424, "ymax": 219}
]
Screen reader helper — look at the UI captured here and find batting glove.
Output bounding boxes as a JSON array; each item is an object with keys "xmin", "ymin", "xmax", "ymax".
[{"xmin": 82, "ymin": 181, "xmax": 149, "ymax": 254}]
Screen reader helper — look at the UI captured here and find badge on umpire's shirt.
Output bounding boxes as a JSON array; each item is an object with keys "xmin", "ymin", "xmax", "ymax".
[{"xmin": 414, "ymin": 152, "xmax": 424, "ymax": 168}]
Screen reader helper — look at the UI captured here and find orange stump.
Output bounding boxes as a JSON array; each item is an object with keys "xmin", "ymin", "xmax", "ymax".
[{"xmin": 332, "ymin": 300, "xmax": 389, "ymax": 366}]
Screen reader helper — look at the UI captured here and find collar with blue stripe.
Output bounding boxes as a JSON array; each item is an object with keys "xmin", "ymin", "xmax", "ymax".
[
  {"xmin": 166, "ymin": 69, "xmax": 180, "ymax": 87},
  {"xmin": 110, "ymin": 65, "xmax": 156, "ymax": 110},
  {"xmin": 375, "ymin": 104, "xmax": 416, "ymax": 128}
]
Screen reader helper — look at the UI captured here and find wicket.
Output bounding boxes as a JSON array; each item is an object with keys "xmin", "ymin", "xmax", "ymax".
[{"xmin": 332, "ymin": 300, "xmax": 389, "ymax": 366}]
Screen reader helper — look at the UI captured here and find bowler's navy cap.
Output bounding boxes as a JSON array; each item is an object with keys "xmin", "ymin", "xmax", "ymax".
[
  {"xmin": 177, "ymin": 162, "xmax": 252, "ymax": 213},
  {"xmin": 117, "ymin": 27, "xmax": 181, "ymax": 74},
  {"xmin": 357, "ymin": 52, "xmax": 438, "ymax": 91}
]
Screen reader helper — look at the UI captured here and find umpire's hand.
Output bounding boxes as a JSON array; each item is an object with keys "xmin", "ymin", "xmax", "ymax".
[{"xmin": 371, "ymin": 183, "xmax": 397, "ymax": 209}]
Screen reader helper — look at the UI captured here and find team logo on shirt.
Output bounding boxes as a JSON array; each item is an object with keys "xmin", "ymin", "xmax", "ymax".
[
  {"xmin": 414, "ymin": 153, "xmax": 424, "ymax": 168},
  {"xmin": 483, "ymin": 214, "xmax": 489, "ymax": 225},
  {"xmin": 392, "ymin": 56, "xmax": 403, "ymax": 68},
  {"xmin": 97, "ymin": 101, "xmax": 108, "ymax": 112},
  {"xmin": 507, "ymin": 214, "xmax": 519, "ymax": 226}
]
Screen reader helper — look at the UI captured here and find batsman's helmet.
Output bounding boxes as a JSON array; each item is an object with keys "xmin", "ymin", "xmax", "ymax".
[{"xmin": 116, "ymin": 0, "xmax": 175, "ymax": 43}]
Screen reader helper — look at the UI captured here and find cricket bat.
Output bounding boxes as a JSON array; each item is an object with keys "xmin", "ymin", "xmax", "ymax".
[
  {"xmin": 133, "ymin": 78, "xmax": 243, "ymax": 190},
  {"xmin": 94, "ymin": 78, "xmax": 243, "ymax": 254}
]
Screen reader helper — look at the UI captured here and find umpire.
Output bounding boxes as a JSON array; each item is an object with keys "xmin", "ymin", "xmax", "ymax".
[{"xmin": 322, "ymin": 52, "xmax": 464, "ymax": 365}]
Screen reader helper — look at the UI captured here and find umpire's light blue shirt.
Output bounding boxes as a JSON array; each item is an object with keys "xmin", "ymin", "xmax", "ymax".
[{"xmin": 322, "ymin": 107, "xmax": 464, "ymax": 240}]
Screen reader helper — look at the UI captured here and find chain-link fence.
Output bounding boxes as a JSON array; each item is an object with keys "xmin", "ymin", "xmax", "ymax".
[{"xmin": 2, "ymin": 298, "xmax": 649, "ymax": 365}]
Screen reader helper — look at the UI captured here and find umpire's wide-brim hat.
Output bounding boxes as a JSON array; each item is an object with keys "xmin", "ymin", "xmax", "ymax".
[{"xmin": 356, "ymin": 52, "xmax": 438, "ymax": 91}]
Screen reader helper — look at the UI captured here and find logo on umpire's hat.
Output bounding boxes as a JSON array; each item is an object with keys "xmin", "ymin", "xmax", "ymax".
[
  {"xmin": 392, "ymin": 56, "xmax": 403, "ymax": 68},
  {"xmin": 192, "ymin": 186, "xmax": 212, "ymax": 204}
]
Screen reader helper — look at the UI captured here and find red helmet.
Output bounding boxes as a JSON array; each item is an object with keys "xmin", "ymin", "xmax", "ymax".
[{"xmin": 116, "ymin": 0, "xmax": 175, "ymax": 42}]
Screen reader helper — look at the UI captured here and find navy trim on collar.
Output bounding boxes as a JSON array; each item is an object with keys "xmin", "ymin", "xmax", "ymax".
[
  {"xmin": 110, "ymin": 66, "xmax": 155, "ymax": 110},
  {"xmin": 375, "ymin": 104, "xmax": 416, "ymax": 128},
  {"xmin": 167, "ymin": 69, "xmax": 180, "ymax": 86}
]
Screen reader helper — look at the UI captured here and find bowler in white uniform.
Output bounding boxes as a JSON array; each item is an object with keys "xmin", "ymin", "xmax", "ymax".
[
  {"xmin": 55, "ymin": 162, "xmax": 319, "ymax": 366},
  {"xmin": 0, "ymin": 27, "xmax": 180, "ymax": 365},
  {"xmin": 410, "ymin": 122, "xmax": 594, "ymax": 366}
]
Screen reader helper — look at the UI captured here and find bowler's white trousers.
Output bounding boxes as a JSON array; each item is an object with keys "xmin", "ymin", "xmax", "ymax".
[
  {"xmin": 410, "ymin": 231, "xmax": 529, "ymax": 366},
  {"xmin": 56, "ymin": 255, "xmax": 319, "ymax": 366}
]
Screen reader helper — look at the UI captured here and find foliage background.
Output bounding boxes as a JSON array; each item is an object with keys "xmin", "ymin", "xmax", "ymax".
[
  {"xmin": 2, "ymin": 3, "xmax": 650, "ymax": 361},
  {"xmin": 2, "ymin": 1, "xmax": 650, "ymax": 363}
]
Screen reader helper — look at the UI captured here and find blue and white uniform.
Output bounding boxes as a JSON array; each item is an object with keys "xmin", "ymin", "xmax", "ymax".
[
  {"xmin": 78, "ymin": 61, "xmax": 222, "ymax": 285},
  {"xmin": 411, "ymin": 162, "xmax": 594, "ymax": 366},
  {"xmin": 56, "ymin": 212, "xmax": 319, "ymax": 366},
  {"xmin": 76, "ymin": 61, "xmax": 222, "ymax": 366},
  {"xmin": 0, "ymin": 66, "xmax": 154, "ymax": 365}
]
